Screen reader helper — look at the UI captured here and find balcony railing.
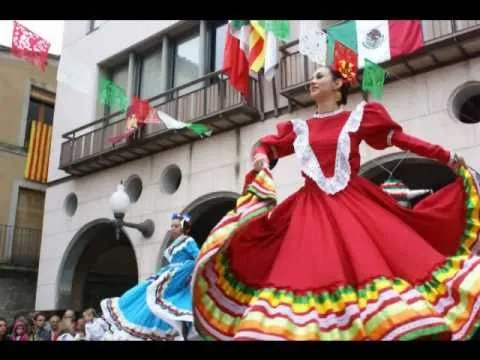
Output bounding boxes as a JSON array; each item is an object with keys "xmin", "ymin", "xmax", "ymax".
[
  {"xmin": 59, "ymin": 71, "xmax": 262, "ymax": 176},
  {"xmin": 0, "ymin": 224, "xmax": 42, "ymax": 269},
  {"xmin": 279, "ymin": 20, "xmax": 480, "ymax": 106}
]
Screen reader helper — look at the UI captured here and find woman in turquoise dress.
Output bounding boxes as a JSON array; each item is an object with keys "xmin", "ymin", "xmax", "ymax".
[{"xmin": 101, "ymin": 213, "xmax": 199, "ymax": 341}]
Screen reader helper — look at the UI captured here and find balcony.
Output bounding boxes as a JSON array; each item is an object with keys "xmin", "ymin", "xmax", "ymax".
[
  {"xmin": 59, "ymin": 71, "xmax": 263, "ymax": 176},
  {"xmin": 279, "ymin": 20, "xmax": 480, "ymax": 107},
  {"xmin": 0, "ymin": 225, "xmax": 42, "ymax": 269}
]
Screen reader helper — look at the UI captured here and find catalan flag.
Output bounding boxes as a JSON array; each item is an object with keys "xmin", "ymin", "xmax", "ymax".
[
  {"xmin": 249, "ymin": 21, "xmax": 265, "ymax": 73},
  {"xmin": 24, "ymin": 120, "xmax": 52, "ymax": 183}
]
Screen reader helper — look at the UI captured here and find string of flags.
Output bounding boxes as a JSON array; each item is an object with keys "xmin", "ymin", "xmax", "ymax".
[
  {"xmin": 11, "ymin": 21, "xmax": 51, "ymax": 72},
  {"xmin": 299, "ymin": 21, "xmax": 328, "ymax": 66},
  {"xmin": 15, "ymin": 19, "xmax": 423, "ymax": 148},
  {"xmin": 9, "ymin": 20, "xmax": 213, "ymax": 147},
  {"xmin": 100, "ymin": 87, "xmax": 213, "ymax": 145},
  {"xmin": 223, "ymin": 20, "xmax": 424, "ymax": 101},
  {"xmin": 362, "ymin": 60, "xmax": 386, "ymax": 99},
  {"xmin": 333, "ymin": 40, "xmax": 358, "ymax": 84},
  {"xmin": 99, "ymin": 77, "xmax": 129, "ymax": 112},
  {"xmin": 155, "ymin": 110, "xmax": 212, "ymax": 138},
  {"xmin": 223, "ymin": 20, "xmax": 290, "ymax": 97},
  {"xmin": 298, "ymin": 20, "xmax": 424, "ymax": 100},
  {"xmin": 10, "ymin": 20, "xmax": 53, "ymax": 184}
]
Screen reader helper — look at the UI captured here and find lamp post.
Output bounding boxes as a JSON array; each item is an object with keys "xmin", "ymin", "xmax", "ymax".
[{"xmin": 109, "ymin": 182, "xmax": 155, "ymax": 240}]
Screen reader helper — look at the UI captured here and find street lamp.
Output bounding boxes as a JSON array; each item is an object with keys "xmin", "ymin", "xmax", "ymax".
[{"xmin": 109, "ymin": 182, "xmax": 155, "ymax": 240}]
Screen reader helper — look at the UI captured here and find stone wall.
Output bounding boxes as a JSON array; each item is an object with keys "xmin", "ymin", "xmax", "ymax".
[{"xmin": 0, "ymin": 267, "xmax": 37, "ymax": 322}]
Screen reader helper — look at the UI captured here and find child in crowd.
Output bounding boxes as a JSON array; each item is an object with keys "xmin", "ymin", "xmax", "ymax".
[
  {"xmin": 83, "ymin": 308, "xmax": 108, "ymax": 341},
  {"xmin": 57, "ymin": 319, "xmax": 77, "ymax": 341},
  {"xmin": 10, "ymin": 319, "xmax": 29, "ymax": 341}
]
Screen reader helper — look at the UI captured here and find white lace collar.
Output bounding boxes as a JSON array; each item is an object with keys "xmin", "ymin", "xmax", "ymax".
[
  {"xmin": 292, "ymin": 101, "xmax": 366, "ymax": 195},
  {"xmin": 313, "ymin": 107, "xmax": 345, "ymax": 119}
]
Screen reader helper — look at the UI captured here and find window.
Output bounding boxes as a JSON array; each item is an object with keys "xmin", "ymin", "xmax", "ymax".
[
  {"xmin": 25, "ymin": 96, "xmax": 54, "ymax": 148},
  {"xmin": 209, "ymin": 21, "xmax": 228, "ymax": 72},
  {"xmin": 172, "ymin": 31, "xmax": 201, "ymax": 94},
  {"xmin": 459, "ymin": 94, "xmax": 480, "ymax": 124},
  {"xmin": 15, "ymin": 188, "xmax": 45, "ymax": 230},
  {"xmin": 139, "ymin": 47, "xmax": 163, "ymax": 100},
  {"xmin": 449, "ymin": 82, "xmax": 480, "ymax": 124}
]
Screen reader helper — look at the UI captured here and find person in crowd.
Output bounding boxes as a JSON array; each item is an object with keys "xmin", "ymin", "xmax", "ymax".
[
  {"xmin": 57, "ymin": 319, "xmax": 77, "ymax": 341},
  {"xmin": 30, "ymin": 312, "xmax": 52, "ymax": 341},
  {"xmin": 26, "ymin": 312, "xmax": 35, "ymax": 337},
  {"xmin": 83, "ymin": 308, "xmax": 108, "ymax": 341},
  {"xmin": 10, "ymin": 319, "xmax": 29, "ymax": 341},
  {"xmin": 62, "ymin": 309, "xmax": 76, "ymax": 323},
  {"xmin": 0, "ymin": 317, "xmax": 9, "ymax": 341},
  {"xmin": 75, "ymin": 317, "xmax": 86, "ymax": 340},
  {"xmin": 49, "ymin": 315, "xmax": 61, "ymax": 341}
]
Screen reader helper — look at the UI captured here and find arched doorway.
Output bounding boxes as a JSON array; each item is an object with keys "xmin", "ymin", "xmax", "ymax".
[
  {"xmin": 158, "ymin": 192, "xmax": 239, "ymax": 267},
  {"xmin": 360, "ymin": 152, "xmax": 456, "ymax": 205},
  {"xmin": 56, "ymin": 218, "xmax": 138, "ymax": 312},
  {"xmin": 185, "ymin": 192, "xmax": 239, "ymax": 247}
]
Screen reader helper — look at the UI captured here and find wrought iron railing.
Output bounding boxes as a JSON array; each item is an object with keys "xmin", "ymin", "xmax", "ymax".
[{"xmin": 0, "ymin": 224, "xmax": 42, "ymax": 268}]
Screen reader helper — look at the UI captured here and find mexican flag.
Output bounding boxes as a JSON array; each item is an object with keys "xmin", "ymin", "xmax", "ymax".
[
  {"xmin": 223, "ymin": 20, "xmax": 250, "ymax": 96},
  {"xmin": 327, "ymin": 20, "xmax": 424, "ymax": 68}
]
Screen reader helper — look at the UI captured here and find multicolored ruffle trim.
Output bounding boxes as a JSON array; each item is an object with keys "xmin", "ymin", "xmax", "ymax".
[{"xmin": 100, "ymin": 298, "xmax": 179, "ymax": 341}]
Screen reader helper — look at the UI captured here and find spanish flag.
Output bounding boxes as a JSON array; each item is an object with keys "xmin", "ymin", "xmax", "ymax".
[{"xmin": 24, "ymin": 120, "xmax": 52, "ymax": 183}]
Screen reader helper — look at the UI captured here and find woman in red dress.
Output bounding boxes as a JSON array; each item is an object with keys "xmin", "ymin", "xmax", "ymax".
[{"xmin": 191, "ymin": 65, "xmax": 480, "ymax": 341}]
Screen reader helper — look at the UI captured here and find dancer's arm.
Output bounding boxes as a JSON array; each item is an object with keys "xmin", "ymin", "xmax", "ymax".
[
  {"xmin": 251, "ymin": 121, "xmax": 296, "ymax": 171},
  {"xmin": 360, "ymin": 102, "xmax": 464, "ymax": 169},
  {"xmin": 388, "ymin": 130, "xmax": 453, "ymax": 165}
]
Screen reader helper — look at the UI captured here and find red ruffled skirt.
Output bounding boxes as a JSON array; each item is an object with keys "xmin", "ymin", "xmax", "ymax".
[{"xmin": 192, "ymin": 167, "xmax": 480, "ymax": 340}]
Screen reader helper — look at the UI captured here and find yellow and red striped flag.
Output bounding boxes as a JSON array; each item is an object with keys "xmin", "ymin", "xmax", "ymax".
[
  {"xmin": 249, "ymin": 21, "xmax": 266, "ymax": 73},
  {"xmin": 24, "ymin": 120, "xmax": 52, "ymax": 183}
]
